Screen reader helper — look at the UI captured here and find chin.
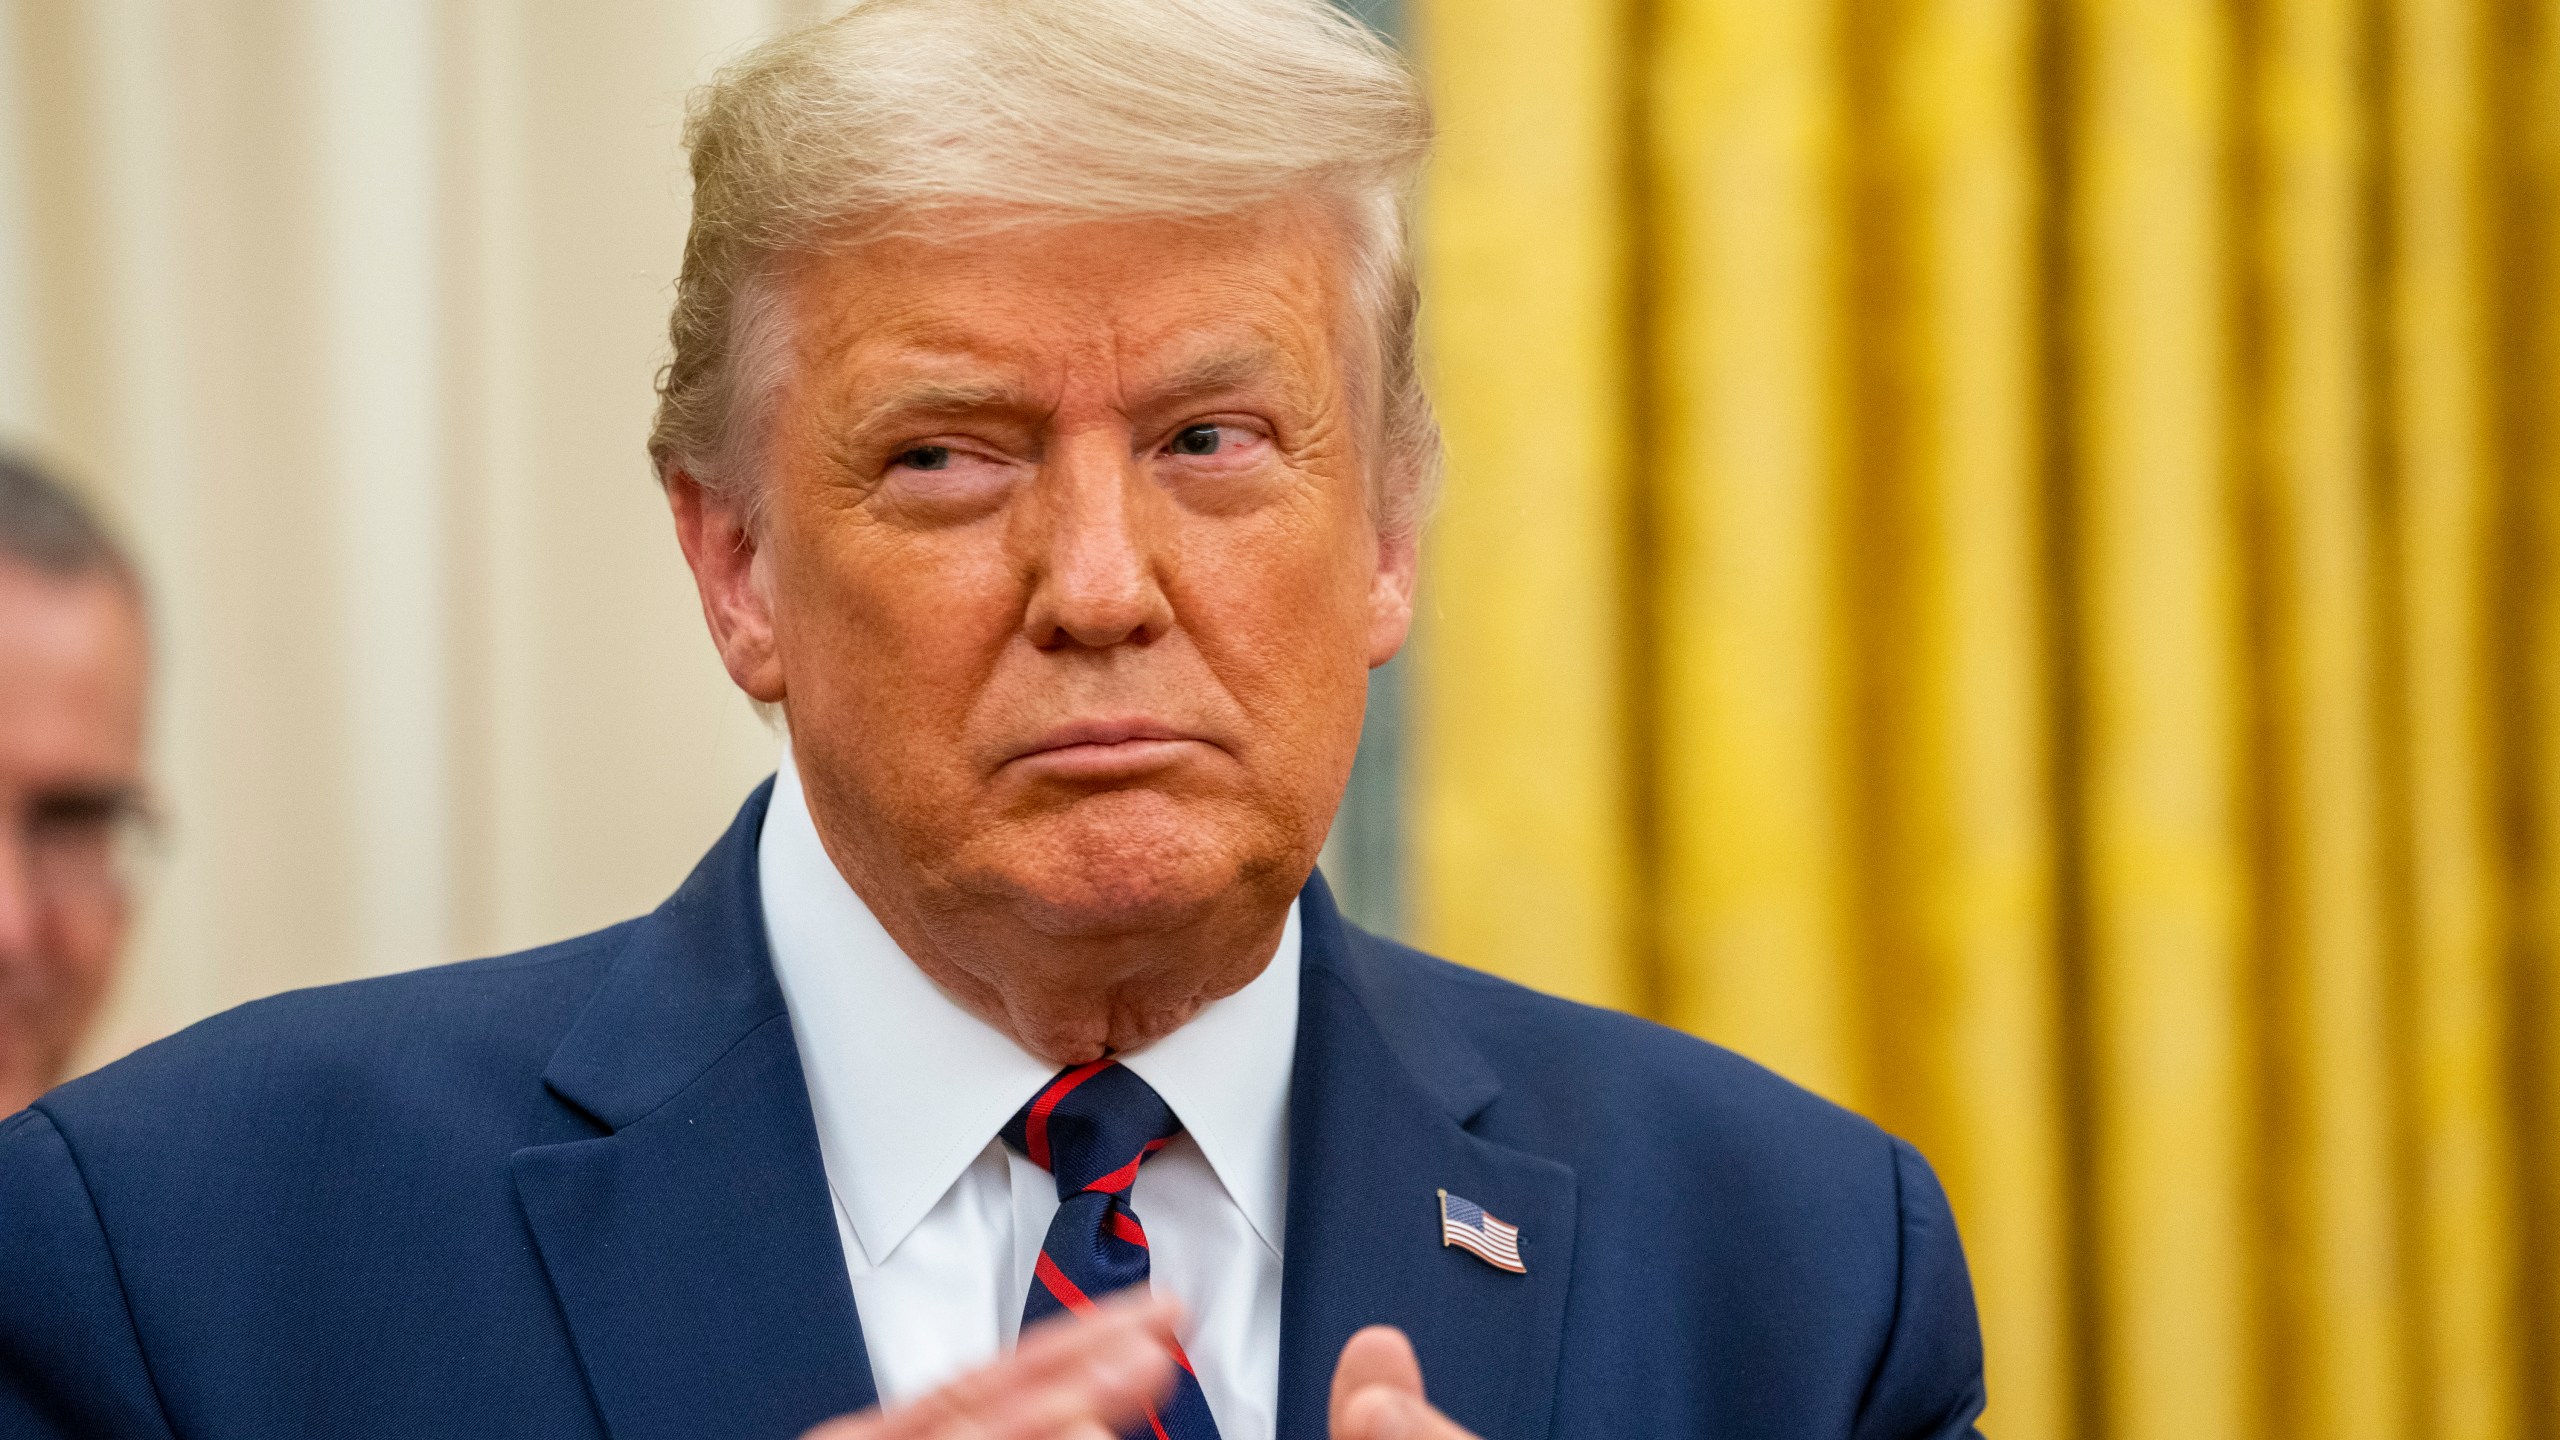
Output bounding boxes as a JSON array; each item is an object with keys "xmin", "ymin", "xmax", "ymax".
[{"xmin": 972, "ymin": 789, "xmax": 1299, "ymax": 938}]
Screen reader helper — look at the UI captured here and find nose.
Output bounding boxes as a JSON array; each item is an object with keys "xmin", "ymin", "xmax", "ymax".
[{"xmin": 1021, "ymin": 433, "xmax": 1176, "ymax": 651}]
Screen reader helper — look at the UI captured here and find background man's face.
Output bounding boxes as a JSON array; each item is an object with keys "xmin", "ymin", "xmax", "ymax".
[
  {"xmin": 0, "ymin": 561, "xmax": 147, "ymax": 1105},
  {"xmin": 749, "ymin": 201, "xmax": 1413, "ymax": 938}
]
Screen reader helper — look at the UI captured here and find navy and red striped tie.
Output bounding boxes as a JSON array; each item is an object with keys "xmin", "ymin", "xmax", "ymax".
[{"xmin": 1003, "ymin": 1059, "xmax": 1224, "ymax": 1440}]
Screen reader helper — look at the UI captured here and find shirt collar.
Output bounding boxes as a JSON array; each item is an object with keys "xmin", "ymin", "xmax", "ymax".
[
  {"xmin": 757, "ymin": 744, "xmax": 1299, "ymax": 1270},
  {"xmin": 1116, "ymin": 901, "xmax": 1298, "ymax": 1260}
]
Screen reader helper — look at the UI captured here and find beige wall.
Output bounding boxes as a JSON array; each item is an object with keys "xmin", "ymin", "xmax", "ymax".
[{"xmin": 0, "ymin": 0, "xmax": 828, "ymax": 1073}]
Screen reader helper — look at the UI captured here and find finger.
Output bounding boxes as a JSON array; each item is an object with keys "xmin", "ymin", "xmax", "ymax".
[
  {"xmin": 802, "ymin": 1294, "xmax": 1182, "ymax": 1440},
  {"xmin": 979, "ymin": 1336, "xmax": 1171, "ymax": 1440},
  {"xmin": 1012, "ymin": 1290, "xmax": 1184, "ymax": 1373},
  {"xmin": 888, "ymin": 1292, "xmax": 1183, "ymax": 1440},
  {"xmin": 1328, "ymin": 1326, "xmax": 1425, "ymax": 1434},
  {"xmin": 1338, "ymin": 1385, "xmax": 1482, "ymax": 1440},
  {"xmin": 1329, "ymin": 1327, "xmax": 1479, "ymax": 1440},
  {"xmin": 909, "ymin": 1315, "xmax": 1171, "ymax": 1440}
]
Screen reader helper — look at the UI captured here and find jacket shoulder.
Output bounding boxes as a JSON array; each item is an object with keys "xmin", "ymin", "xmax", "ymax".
[
  {"xmin": 35, "ymin": 921, "xmax": 635, "ymax": 1147},
  {"xmin": 1349, "ymin": 929, "xmax": 1909, "ymax": 1196},
  {"xmin": 1378, "ymin": 933, "xmax": 1874, "ymax": 1117},
  {"xmin": 1337, "ymin": 930, "xmax": 1983, "ymax": 1434}
]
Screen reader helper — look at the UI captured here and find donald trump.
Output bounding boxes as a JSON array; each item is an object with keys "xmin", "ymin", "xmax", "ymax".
[{"xmin": 0, "ymin": 3, "xmax": 1987, "ymax": 1438}]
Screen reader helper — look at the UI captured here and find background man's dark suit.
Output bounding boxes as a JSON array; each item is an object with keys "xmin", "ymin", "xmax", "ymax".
[{"xmin": 0, "ymin": 783, "xmax": 1987, "ymax": 1439}]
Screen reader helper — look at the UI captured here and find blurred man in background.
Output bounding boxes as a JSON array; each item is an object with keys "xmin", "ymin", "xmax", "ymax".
[{"xmin": 0, "ymin": 452, "xmax": 148, "ymax": 1115}]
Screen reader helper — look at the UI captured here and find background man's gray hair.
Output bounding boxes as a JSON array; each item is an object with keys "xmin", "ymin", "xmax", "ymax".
[
  {"xmin": 0, "ymin": 450, "xmax": 137, "ymax": 591},
  {"xmin": 649, "ymin": 0, "xmax": 1440, "ymax": 539}
]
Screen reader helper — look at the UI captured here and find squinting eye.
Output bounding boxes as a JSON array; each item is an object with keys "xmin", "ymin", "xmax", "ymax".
[
  {"xmin": 894, "ymin": 445, "xmax": 953, "ymax": 471},
  {"xmin": 1168, "ymin": 424, "xmax": 1225, "ymax": 457}
]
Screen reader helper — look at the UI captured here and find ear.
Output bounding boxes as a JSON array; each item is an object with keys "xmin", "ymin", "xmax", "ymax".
[
  {"xmin": 667, "ymin": 473, "xmax": 785, "ymax": 703},
  {"xmin": 1365, "ymin": 522, "xmax": 1418, "ymax": 670}
]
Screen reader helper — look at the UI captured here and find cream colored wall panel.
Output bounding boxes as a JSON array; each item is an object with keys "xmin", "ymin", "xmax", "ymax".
[
  {"xmin": 0, "ymin": 0, "xmax": 806, "ymax": 1074},
  {"xmin": 311, "ymin": 0, "xmax": 453, "ymax": 979},
  {"xmin": 439, "ymin": 0, "xmax": 785, "ymax": 961},
  {"xmin": 0, "ymin": 4, "xmax": 33, "ymax": 441}
]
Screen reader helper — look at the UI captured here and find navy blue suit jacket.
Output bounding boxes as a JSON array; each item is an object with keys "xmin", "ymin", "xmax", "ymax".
[{"xmin": 1, "ymin": 783, "xmax": 1986, "ymax": 1439}]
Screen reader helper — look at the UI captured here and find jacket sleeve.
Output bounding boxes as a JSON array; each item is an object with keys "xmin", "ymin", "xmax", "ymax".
[
  {"xmin": 0, "ymin": 1107, "xmax": 179, "ymax": 1440},
  {"xmin": 1851, "ymin": 1137, "xmax": 1990, "ymax": 1440}
]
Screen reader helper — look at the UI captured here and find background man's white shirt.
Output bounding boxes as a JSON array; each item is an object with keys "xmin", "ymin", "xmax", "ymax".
[{"xmin": 759, "ymin": 746, "xmax": 1297, "ymax": 1440}]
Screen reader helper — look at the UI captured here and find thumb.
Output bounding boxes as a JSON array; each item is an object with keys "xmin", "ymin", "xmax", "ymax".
[{"xmin": 1330, "ymin": 1326, "xmax": 1427, "ymax": 1439}]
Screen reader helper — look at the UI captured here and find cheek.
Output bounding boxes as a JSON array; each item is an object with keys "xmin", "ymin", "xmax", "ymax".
[
  {"xmin": 778, "ymin": 522, "xmax": 1018, "ymax": 732},
  {"xmin": 1178, "ymin": 501, "xmax": 1376, "ymax": 724},
  {"xmin": 45, "ymin": 897, "xmax": 125, "ymax": 990}
]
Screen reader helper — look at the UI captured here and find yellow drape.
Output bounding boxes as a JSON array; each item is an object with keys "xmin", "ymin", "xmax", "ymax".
[
  {"xmin": 1409, "ymin": 1, "xmax": 2560, "ymax": 1436},
  {"xmin": 1409, "ymin": 0, "xmax": 1641, "ymax": 1012}
]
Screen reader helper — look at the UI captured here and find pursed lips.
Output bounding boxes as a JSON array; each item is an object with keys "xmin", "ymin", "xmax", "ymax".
[{"xmin": 1003, "ymin": 718, "xmax": 1214, "ymax": 778}]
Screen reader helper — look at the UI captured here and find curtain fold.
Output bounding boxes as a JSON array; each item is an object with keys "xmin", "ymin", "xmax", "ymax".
[
  {"xmin": 1413, "ymin": 0, "xmax": 2560, "ymax": 1435},
  {"xmin": 1410, "ymin": 0, "xmax": 1641, "ymax": 1010},
  {"xmin": 2067, "ymin": 2, "xmax": 2261, "ymax": 1434},
  {"xmin": 1863, "ymin": 4, "xmax": 2074, "ymax": 1437},
  {"xmin": 2253, "ymin": 2, "xmax": 2408, "ymax": 1438},
  {"xmin": 2532, "ymin": 7, "xmax": 2560, "ymax": 1423},
  {"xmin": 2391, "ymin": 3, "xmax": 2526, "ymax": 1435}
]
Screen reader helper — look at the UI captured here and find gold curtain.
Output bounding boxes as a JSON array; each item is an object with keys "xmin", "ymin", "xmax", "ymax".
[{"xmin": 1407, "ymin": 1, "xmax": 2560, "ymax": 1437}]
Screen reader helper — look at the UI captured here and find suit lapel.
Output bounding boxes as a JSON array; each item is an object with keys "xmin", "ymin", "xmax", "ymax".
[
  {"xmin": 505, "ymin": 795, "xmax": 1574, "ymax": 1440},
  {"xmin": 1278, "ymin": 879, "xmax": 1577, "ymax": 1440},
  {"xmin": 512, "ymin": 782, "xmax": 878, "ymax": 1440}
]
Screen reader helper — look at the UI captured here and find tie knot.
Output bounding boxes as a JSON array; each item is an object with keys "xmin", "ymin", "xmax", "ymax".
[{"xmin": 1002, "ymin": 1060, "xmax": 1183, "ymax": 1197}]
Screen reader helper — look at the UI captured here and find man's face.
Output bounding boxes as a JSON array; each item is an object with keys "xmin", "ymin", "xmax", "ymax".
[
  {"xmin": 0, "ymin": 562, "xmax": 147, "ymax": 1102},
  {"xmin": 702, "ymin": 202, "xmax": 1413, "ymax": 940}
]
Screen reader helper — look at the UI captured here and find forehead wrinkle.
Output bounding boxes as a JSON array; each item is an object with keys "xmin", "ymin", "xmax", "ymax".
[
  {"xmin": 1106, "ymin": 331, "xmax": 1335, "ymax": 433},
  {"xmin": 790, "ymin": 266, "xmax": 1055, "ymax": 434},
  {"xmin": 845, "ymin": 375, "xmax": 1032, "ymax": 439},
  {"xmin": 1132, "ymin": 345, "xmax": 1293, "ymax": 408}
]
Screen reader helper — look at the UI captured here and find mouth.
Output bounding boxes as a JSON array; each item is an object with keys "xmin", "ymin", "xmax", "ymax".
[{"xmin": 1005, "ymin": 718, "xmax": 1213, "ymax": 781}]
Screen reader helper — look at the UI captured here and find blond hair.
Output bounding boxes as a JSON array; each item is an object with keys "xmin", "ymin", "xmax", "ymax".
[{"xmin": 649, "ymin": 0, "xmax": 1439, "ymax": 538}]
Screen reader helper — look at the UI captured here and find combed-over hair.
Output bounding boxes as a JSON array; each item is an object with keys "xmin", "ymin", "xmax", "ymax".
[{"xmin": 648, "ymin": 0, "xmax": 1440, "ymax": 538}]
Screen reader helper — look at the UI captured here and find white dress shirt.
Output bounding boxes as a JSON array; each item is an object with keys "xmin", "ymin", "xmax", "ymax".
[{"xmin": 758, "ymin": 746, "xmax": 1297, "ymax": 1439}]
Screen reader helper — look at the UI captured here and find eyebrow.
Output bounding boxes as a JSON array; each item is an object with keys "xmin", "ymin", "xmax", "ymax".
[
  {"xmin": 840, "ymin": 344, "xmax": 1295, "ymax": 447},
  {"xmin": 845, "ymin": 377, "xmax": 1029, "ymax": 439},
  {"xmin": 1142, "ymin": 347, "xmax": 1286, "ymax": 407}
]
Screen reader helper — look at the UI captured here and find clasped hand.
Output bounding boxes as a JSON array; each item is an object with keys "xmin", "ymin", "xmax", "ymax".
[{"xmin": 801, "ymin": 1295, "xmax": 1473, "ymax": 1440}]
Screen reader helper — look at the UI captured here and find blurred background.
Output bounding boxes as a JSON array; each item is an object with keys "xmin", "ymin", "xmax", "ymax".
[{"xmin": 2, "ymin": 1, "xmax": 2556, "ymax": 1438}]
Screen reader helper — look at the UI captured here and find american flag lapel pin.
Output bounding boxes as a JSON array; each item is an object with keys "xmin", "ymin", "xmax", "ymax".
[{"xmin": 1437, "ymin": 1187, "xmax": 1527, "ymax": 1274}]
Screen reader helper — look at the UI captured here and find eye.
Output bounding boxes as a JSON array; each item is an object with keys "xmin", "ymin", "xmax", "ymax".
[
  {"xmin": 1166, "ymin": 424, "xmax": 1236, "ymax": 458},
  {"xmin": 892, "ymin": 444, "xmax": 953, "ymax": 471}
]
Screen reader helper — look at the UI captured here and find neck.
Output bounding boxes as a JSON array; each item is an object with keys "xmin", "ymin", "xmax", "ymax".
[
  {"xmin": 890, "ymin": 899, "xmax": 1290, "ymax": 1066},
  {"xmin": 0, "ymin": 1041, "xmax": 66, "ymax": 1116},
  {"xmin": 811, "ymin": 827, "xmax": 1297, "ymax": 1068}
]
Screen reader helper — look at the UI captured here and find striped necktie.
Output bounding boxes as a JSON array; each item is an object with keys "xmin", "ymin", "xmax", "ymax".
[{"xmin": 1003, "ymin": 1059, "xmax": 1224, "ymax": 1440}]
